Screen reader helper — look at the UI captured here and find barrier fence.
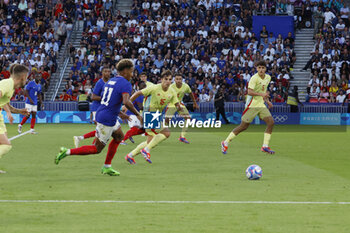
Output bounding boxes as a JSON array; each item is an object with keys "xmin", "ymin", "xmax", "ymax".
[{"xmin": 9, "ymin": 101, "xmax": 349, "ymax": 113}]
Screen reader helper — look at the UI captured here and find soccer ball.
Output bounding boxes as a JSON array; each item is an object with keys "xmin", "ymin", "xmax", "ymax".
[{"xmin": 246, "ymin": 165, "xmax": 262, "ymax": 180}]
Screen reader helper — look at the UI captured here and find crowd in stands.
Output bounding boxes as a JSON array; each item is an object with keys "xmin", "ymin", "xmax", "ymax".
[
  {"xmin": 2, "ymin": 0, "xmax": 349, "ymax": 106},
  {"xmin": 304, "ymin": 2, "xmax": 350, "ymax": 103},
  {"xmin": 0, "ymin": 0, "xmax": 75, "ymax": 101},
  {"xmin": 65, "ymin": 0, "xmax": 298, "ymax": 104}
]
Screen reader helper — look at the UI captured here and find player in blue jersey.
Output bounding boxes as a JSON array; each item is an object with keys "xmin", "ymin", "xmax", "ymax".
[
  {"xmin": 120, "ymin": 81, "xmax": 146, "ymax": 145},
  {"xmin": 55, "ymin": 59, "xmax": 142, "ymax": 176},
  {"xmin": 18, "ymin": 73, "xmax": 42, "ymax": 134},
  {"xmin": 73, "ymin": 67, "xmax": 111, "ymax": 148}
]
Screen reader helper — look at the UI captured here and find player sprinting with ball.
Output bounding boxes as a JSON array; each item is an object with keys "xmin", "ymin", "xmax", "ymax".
[{"xmin": 221, "ymin": 60, "xmax": 275, "ymax": 154}]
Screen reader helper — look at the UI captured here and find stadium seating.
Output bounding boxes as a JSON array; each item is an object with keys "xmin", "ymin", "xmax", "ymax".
[
  {"xmin": 65, "ymin": 0, "xmax": 299, "ymax": 103},
  {"xmin": 304, "ymin": 3, "xmax": 350, "ymax": 103},
  {"xmin": 0, "ymin": 0, "xmax": 75, "ymax": 98}
]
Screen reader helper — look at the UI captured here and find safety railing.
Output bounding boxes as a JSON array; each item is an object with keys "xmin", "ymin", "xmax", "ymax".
[
  {"xmin": 50, "ymin": 13, "xmax": 80, "ymax": 101},
  {"xmin": 9, "ymin": 102, "xmax": 348, "ymax": 113}
]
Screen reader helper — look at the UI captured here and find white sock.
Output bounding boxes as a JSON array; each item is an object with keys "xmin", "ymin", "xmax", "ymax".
[
  {"xmin": 144, "ymin": 147, "xmax": 150, "ymax": 153},
  {"xmin": 104, "ymin": 164, "xmax": 111, "ymax": 168},
  {"xmin": 262, "ymin": 144, "xmax": 268, "ymax": 148},
  {"xmin": 78, "ymin": 136, "xmax": 84, "ymax": 140},
  {"xmin": 128, "ymin": 153, "xmax": 134, "ymax": 158},
  {"xmin": 67, "ymin": 149, "xmax": 71, "ymax": 155}
]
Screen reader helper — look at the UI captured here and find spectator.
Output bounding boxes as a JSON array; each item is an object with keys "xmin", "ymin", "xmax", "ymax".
[
  {"xmin": 60, "ymin": 90, "xmax": 72, "ymax": 101},
  {"xmin": 336, "ymin": 89, "xmax": 346, "ymax": 103},
  {"xmin": 199, "ymin": 89, "xmax": 209, "ymax": 103}
]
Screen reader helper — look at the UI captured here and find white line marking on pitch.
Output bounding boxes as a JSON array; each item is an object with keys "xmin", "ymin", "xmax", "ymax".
[{"xmin": 0, "ymin": 200, "xmax": 349, "ymax": 205}]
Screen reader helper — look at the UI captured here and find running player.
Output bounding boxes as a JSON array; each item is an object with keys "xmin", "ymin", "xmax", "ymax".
[
  {"xmin": 125, "ymin": 70, "xmax": 181, "ymax": 164},
  {"xmin": 55, "ymin": 59, "xmax": 142, "ymax": 176},
  {"xmin": 73, "ymin": 67, "xmax": 111, "ymax": 148},
  {"xmin": 120, "ymin": 81, "xmax": 146, "ymax": 145},
  {"xmin": 165, "ymin": 73, "xmax": 198, "ymax": 143},
  {"xmin": 18, "ymin": 73, "xmax": 42, "ymax": 134},
  {"xmin": 0, "ymin": 64, "xmax": 29, "ymax": 174},
  {"xmin": 221, "ymin": 60, "xmax": 275, "ymax": 154}
]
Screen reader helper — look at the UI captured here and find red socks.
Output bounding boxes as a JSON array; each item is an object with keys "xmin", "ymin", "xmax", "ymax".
[
  {"xmin": 30, "ymin": 118, "xmax": 36, "ymax": 129},
  {"xmin": 21, "ymin": 116, "xmax": 28, "ymax": 125},
  {"xmin": 21, "ymin": 117, "xmax": 36, "ymax": 129},
  {"xmin": 104, "ymin": 139, "xmax": 120, "ymax": 165},
  {"xmin": 70, "ymin": 145, "xmax": 98, "ymax": 155},
  {"xmin": 123, "ymin": 127, "xmax": 145, "ymax": 141},
  {"xmin": 84, "ymin": 131, "xmax": 96, "ymax": 139}
]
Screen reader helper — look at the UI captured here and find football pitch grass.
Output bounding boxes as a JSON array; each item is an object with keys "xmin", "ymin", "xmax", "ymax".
[{"xmin": 1, "ymin": 124, "xmax": 349, "ymax": 233}]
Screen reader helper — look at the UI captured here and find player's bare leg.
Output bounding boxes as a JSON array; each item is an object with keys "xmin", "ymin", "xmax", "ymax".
[
  {"xmin": 101, "ymin": 128, "xmax": 123, "ymax": 176},
  {"xmin": 0, "ymin": 133, "xmax": 12, "ymax": 174},
  {"xmin": 221, "ymin": 122, "xmax": 250, "ymax": 154},
  {"xmin": 261, "ymin": 116, "xmax": 275, "ymax": 154}
]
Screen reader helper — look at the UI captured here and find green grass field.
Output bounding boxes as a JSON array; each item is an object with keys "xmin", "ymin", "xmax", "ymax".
[{"xmin": 1, "ymin": 124, "xmax": 349, "ymax": 233}]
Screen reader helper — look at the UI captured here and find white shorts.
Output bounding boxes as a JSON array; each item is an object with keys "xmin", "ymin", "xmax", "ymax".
[
  {"xmin": 25, "ymin": 104, "xmax": 37, "ymax": 112},
  {"xmin": 95, "ymin": 121, "xmax": 121, "ymax": 145},
  {"xmin": 92, "ymin": 111, "xmax": 96, "ymax": 121},
  {"xmin": 128, "ymin": 115, "xmax": 142, "ymax": 128}
]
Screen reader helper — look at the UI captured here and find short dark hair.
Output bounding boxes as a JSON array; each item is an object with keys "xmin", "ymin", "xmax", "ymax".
[
  {"xmin": 255, "ymin": 60, "xmax": 267, "ymax": 68},
  {"xmin": 161, "ymin": 70, "xmax": 172, "ymax": 78},
  {"xmin": 116, "ymin": 59, "xmax": 134, "ymax": 72},
  {"xmin": 138, "ymin": 81, "xmax": 146, "ymax": 89},
  {"xmin": 174, "ymin": 73, "xmax": 183, "ymax": 78},
  {"xmin": 140, "ymin": 72, "xmax": 147, "ymax": 76}
]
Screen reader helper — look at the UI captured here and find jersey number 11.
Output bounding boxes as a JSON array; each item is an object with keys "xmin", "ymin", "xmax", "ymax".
[{"xmin": 101, "ymin": 87, "xmax": 113, "ymax": 106}]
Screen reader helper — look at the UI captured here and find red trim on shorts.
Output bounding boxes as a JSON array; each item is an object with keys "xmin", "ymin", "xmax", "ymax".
[{"xmin": 242, "ymin": 99, "xmax": 253, "ymax": 116}]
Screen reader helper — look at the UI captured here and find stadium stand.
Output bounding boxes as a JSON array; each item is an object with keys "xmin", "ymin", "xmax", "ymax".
[
  {"xmin": 2, "ymin": 0, "xmax": 349, "ymax": 106},
  {"xmin": 0, "ymin": 0, "xmax": 76, "ymax": 101},
  {"xmin": 302, "ymin": 3, "xmax": 350, "ymax": 103},
  {"xmin": 63, "ymin": 0, "xmax": 300, "ymax": 104}
]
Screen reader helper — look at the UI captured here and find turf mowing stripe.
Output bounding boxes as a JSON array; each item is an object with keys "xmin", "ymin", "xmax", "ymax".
[{"xmin": 0, "ymin": 200, "xmax": 350, "ymax": 205}]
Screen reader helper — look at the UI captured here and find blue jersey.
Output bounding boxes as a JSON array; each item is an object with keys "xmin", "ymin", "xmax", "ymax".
[
  {"xmin": 25, "ymin": 81, "xmax": 41, "ymax": 105},
  {"xmin": 90, "ymin": 78, "xmax": 106, "ymax": 111},
  {"xmin": 127, "ymin": 95, "xmax": 144, "ymax": 115},
  {"xmin": 96, "ymin": 76, "xmax": 132, "ymax": 126}
]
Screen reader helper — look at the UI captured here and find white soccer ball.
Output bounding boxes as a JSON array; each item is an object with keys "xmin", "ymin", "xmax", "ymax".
[{"xmin": 246, "ymin": 165, "xmax": 262, "ymax": 180}]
